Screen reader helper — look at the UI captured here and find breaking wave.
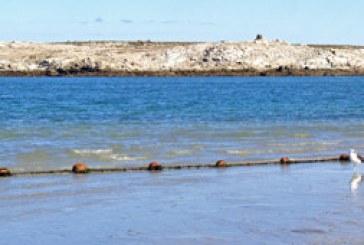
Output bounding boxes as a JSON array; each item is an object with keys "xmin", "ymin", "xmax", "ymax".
[{"xmin": 70, "ymin": 148, "xmax": 143, "ymax": 162}]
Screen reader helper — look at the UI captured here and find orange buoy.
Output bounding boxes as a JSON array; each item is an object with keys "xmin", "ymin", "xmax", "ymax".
[
  {"xmin": 0, "ymin": 168, "xmax": 11, "ymax": 177},
  {"xmin": 215, "ymin": 160, "xmax": 227, "ymax": 167},
  {"xmin": 72, "ymin": 163, "xmax": 88, "ymax": 173},
  {"xmin": 280, "ymin": 157, "xmax": 291, "ymax": 164},
  {"xmin": 339, "ymin": 154, "xmax": 350, "ymax": 161},
  {"xmin": 148, "ymin": 162, "xmax": 162, "ymax": 171}
]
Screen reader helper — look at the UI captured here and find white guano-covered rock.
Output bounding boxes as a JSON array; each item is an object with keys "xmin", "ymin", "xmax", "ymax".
[{"xmin": 0, "ymin": 39, "xmax": 363, "ymax": 74}]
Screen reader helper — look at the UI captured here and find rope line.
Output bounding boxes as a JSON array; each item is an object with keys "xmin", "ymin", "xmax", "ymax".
[{"xmin": 0, "ymin": 156, "xmax": 345, "ymax": 177}]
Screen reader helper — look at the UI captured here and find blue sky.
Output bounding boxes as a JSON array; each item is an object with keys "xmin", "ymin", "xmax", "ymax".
[{"xmin": 0, "ymin": 0, "xmax": 363, "ymax": 44}]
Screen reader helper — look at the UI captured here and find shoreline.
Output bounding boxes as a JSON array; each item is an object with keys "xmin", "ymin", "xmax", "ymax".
[
  {"xmin": 0, "ymin": 162, "xmax": 359, "ymax": 244},
  {"xmin": 1, "ymin": 68, "xmax": 364, "ymax": 77}
]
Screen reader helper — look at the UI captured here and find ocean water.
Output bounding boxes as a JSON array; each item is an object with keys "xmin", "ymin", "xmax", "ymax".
[
  {"xmin": 1, "ymin": 76, "xmax": 364, "ymax": 244},
  {"xmin": 1, "ymin": 162, "xmax": 364, "ymax": 244},
  {"xmin": 0, "ymin": 76, "xmax": 363, "ymax": 170}
]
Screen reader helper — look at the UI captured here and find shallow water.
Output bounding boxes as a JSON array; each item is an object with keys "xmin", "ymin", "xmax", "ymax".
[
  {"xmin": 0, "ymin": 76, "xmax": 364, "ymax": 170},
  {"xmin": 1, "ymin": 162, "xmax": 363, "ymax": 244},
  {"xmin": 2, "ymin": 75, "xmax": 364, "ymax": 243}
]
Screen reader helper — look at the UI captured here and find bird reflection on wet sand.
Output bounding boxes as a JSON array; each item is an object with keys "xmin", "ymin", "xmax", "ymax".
[{"xmin": 350, "ymin": 174, "xmax": 363, "ymax": 192}]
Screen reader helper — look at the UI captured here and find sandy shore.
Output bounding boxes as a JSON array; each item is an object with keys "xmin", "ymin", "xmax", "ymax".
[
  {"xmin": 0, "ymin": 38, "xmax": 364, "ymax": 76},
  {"xmin": 0, "ymin": 163, "xmax": 362, "ymax": 244}
]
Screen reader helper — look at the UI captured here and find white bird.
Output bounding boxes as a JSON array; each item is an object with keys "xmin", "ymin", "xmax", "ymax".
[{"xmin": 350, "ymin": 149, "xmax": 361, "ymax": 172}]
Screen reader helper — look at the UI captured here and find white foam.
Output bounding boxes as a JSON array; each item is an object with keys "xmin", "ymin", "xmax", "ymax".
[
  {"xmin": 224, "ymin": 149, "xmax": 275, "ymax": 155},
  {"xmin": 269, "ymin": 141, "xmax": 339, "ymax": 147},
  {"xmin": 168, "ymin": 150, "xmax": 192, "ymax": 156},
  {"xmin": 72, "ymin": 149, "xmax": 113, "ymax": 155},
  {"xmin": 106, "ymin": 154, "xmax": 144, "ymax": 161},
  {"xmin": 71, "ymin": 148, "xmax": 143, "ymax": 161}
]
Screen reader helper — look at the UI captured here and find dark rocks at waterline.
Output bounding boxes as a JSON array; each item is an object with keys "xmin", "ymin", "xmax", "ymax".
[{"xmin": 2, "ymin": 68, "xmax": 364, "ymax": 77}]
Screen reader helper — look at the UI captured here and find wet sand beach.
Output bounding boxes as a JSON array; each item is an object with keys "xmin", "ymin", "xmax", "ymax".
[{"xmin": 0, "ymin": 162, "xmax": 362, "ymax": 244}]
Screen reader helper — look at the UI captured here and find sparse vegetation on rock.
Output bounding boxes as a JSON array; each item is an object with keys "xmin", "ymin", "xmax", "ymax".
[{"xmin": 0, "ymin": 38, "xmax": 363, "ymax": 76}]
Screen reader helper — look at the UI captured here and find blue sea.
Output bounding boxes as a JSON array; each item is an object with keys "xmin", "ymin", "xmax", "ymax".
[
  {"xmin": 0, "ymin": 76, "xmax": 363, "ymax": 170},
  {"xmin": 1, "ymin": 76, "xmax": 364, "ymax": 244}
]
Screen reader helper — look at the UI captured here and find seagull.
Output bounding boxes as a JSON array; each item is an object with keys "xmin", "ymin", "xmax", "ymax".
[{"xmin": 350, "ymin": 149, "xmax": 362, "ymax": 172}]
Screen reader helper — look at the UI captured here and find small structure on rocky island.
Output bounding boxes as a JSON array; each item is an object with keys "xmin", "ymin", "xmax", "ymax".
[
  {"xmin": 254, "ymin": 34, "xmax": 269, "ymax": 44},
  {"xmin": 255, "ymin": 34, "xmax": 264, "ymax": 40}
]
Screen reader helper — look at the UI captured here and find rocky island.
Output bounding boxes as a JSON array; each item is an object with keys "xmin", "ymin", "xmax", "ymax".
[{"xmin": 1, "ymin": 36, "xmax": 364, "ymax": 76}]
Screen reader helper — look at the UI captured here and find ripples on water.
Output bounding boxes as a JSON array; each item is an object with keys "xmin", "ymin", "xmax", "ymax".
[
  {"xmin": 1, "ymin": 77, "xmax": 364, "ymax": 244},
  {"xmin": 0, "ymin": 76, "xmax": 363, "ymax": 170},
  {"xmin": 0, "ymin": 163, "xmax": 363, "ymax": 244}
]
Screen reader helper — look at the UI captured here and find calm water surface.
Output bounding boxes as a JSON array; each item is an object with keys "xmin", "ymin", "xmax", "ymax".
[
  {"xmin": 0, "ymin": 76, "xmax": 363, "ymax": 170},
  {"xmin": 0, "ymin": 163, "xmax": 363, "ymax": 244},
  {"xmin": 1, "ymin": 76, "xmax": 364, "ymax": 244}
]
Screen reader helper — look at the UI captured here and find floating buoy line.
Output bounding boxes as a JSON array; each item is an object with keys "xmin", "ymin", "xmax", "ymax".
[{"xmin": 0, "ymin": 154, "xmax": 350, "ymax": 178}]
